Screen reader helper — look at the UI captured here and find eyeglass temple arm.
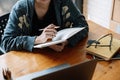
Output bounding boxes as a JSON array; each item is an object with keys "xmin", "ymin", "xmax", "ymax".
[{"xmin": 95, "ymin": 33, "xmax": 113, "ymax": 50}]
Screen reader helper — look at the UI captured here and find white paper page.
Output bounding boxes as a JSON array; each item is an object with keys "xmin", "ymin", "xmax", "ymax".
[{"xmin": 53, "ymin": 27, "xmax": 85, "ymax": 41}]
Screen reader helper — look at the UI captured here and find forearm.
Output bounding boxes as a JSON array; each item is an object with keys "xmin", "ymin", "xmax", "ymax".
[
  {"xmin": 67, "ymin": 27, "xmax": 88, "ymax": 47},
  {"xmin": 68, "ymin": 13, "xmax": 89, "ymax": 47},
  {"xmin": 67, "ymin": 0, "xmax": 89, "ymax": 47},
  {"xmin": 1, "ymin": 36, "xmax": 36, "ymax": 52}
]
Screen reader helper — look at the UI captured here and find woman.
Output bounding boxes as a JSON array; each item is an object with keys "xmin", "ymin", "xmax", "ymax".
[{"xmin": 1, "ymin": 0, "xmax": 88, "ymax": 52}]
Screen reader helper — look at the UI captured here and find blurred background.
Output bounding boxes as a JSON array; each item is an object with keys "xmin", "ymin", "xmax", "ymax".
[
  {"xmin": 0, "ymin": 0, "xmax": 18, "ymax": 16},
  {"xmin": 0, "ymin": 0, "xmax": 83, "ymax": 16}
]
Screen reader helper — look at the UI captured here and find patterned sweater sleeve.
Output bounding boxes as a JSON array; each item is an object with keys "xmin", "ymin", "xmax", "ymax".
[
  {"xmin": 62, "ymin": 0, "xmax": 89, "ymax": 47},
  {"xmin": 1, "ymin": 1, "xmax": 36, "ymax": 52}
]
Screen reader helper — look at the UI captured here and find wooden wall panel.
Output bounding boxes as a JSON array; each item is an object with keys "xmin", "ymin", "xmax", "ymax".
[
  {"xmin": 110, "ymin": 0, "xmax": 120, "ymax": 34},
  {"xmin": 112, "ymin": 0, "xmax": 120, "ymax": 23}
]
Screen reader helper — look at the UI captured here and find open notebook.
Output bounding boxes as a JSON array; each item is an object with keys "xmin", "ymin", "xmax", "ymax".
[
  {"xmin": 34, "ymin": 27, "xmax": 85, "ymax": 48},
  {"xmin": 16, "ymin": 59, "xmax": 97, "ymax": 80}
]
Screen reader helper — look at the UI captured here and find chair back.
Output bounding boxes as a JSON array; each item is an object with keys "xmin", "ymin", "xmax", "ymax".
[
  {"xmin": 0, "ymin": 13, "xmax": 9, "ymax": 41},
  {"xmin": 0, "ymin": 13, "xmax": 10, "ymax": 54}
]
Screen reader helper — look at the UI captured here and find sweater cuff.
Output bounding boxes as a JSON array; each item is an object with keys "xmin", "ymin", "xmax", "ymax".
[{"xmin": 23, "ymin": 36, "xmax": 36, "ymax": 52}]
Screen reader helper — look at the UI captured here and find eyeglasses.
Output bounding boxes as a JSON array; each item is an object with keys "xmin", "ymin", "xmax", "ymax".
[{"xmin": 87, "ymin": 33, "xmax": 113, "ymax": 51}]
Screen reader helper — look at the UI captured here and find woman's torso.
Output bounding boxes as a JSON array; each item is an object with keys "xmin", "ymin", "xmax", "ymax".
[{"xmin": 31, "ymin": 0, "xmax": 58, "ymax": 35}]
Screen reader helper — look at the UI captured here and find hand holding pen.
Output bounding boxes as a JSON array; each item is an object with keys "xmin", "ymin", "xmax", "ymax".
[
  {"xmin": 39, "ymin": 26, "xmax": 59, "ymax": 31},
  {"xmin": 2, "ymin": 68, "xmax": 12, "ymax": 80},
  {"xmin": 34, "ymin": 24, "xmax": 59, "ymax": 44}
]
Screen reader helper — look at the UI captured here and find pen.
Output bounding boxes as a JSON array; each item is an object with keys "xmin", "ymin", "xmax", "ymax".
[{"xmin": 39, "ymin": 26, "xmax": 60, "ymax": 31}]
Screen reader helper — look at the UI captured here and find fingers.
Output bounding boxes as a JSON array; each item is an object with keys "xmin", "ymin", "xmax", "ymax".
[
  {"xmin": 45, "ymin": 31, "xmax": 56, "ymax": 38},
  {"xmin": 35, "ymin": 24, "xmax": 59, "ymax": 44},
  {"xmin": 49, "ymin": 44, "xmax": 64, "ymax": 52},
  {"xmin": 44, "ymin": 24, "xmax": 59, "ymax": 33},
  {"xmin": 42, "ymin": 29, "xmax": 56, "ymax": 41},
  {"xmin": 46, "ymin": 24, "xmax": 59, "ymax": 29},
  {"xmin": 49, "ymin": 41, "xmax": 68, "ymax": 52},
  {"xmin": 45, "ymin": 29, "xmax": 57, "ymax": 35},
  {"xmin": 2, "ymin": 68, "xmax": 11, "ymax": 80},
  {"xmin": 43, "ymin": 24, "xmax": 58, "ymax": 39},
  {"xmin": 44, "ymin": 24, "xmax": 57, "ymax": 34}
]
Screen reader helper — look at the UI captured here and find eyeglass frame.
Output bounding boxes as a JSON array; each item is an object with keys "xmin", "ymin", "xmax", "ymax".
[{"xmin": 87, "ymin": 33, "xmax": 113, "ymax": 51}]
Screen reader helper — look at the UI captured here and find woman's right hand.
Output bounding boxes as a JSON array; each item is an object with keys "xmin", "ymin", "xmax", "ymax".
[{"xmin": 34, "ymin": 24, "xmax": 58, "ymax": 44}]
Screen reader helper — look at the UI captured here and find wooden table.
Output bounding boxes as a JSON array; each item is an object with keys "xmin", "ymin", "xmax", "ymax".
[
  {"xmin": 0, "ymin": 21, "xmax": 120, "ymax": 80},
  {"xmin": 88, "ymin": 21, "xmax": 120, "ymax": 80},
  {"xmin": 0, "ymin": 35, "xmax": 88, "ymax": 79}
]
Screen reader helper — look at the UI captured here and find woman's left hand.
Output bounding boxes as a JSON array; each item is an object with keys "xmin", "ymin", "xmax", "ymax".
[{"xmin": 49, "ymin": 41, "xmax": 68, "ymax": 52}]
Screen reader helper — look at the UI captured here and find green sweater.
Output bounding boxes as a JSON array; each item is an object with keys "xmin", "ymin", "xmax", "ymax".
[{"xmin": 1, "ymin": 0, "xmax": 88, "ymax": 52}]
